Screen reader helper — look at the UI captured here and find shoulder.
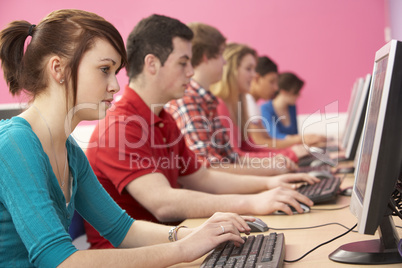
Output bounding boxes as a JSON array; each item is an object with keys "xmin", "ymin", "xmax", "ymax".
[
  {"xmin": 261, "ymin": 101, "xmax": 274, "ymax": 111},
  {"xmin": 216, "ymin": 98, "xmax": 229, "ymax": 115},
  {"xmin": 0, "ymin": 117, "xmax": 41, "ymax": 151},
  {"xmin": 261, "ymin": 100, "xmax": 273, "ymax": 107}
]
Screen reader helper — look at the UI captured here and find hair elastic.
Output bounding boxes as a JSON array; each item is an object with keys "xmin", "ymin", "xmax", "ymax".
[{"xmin": 28, "ymin": 24, "xmax": 36, "ymax": 37}]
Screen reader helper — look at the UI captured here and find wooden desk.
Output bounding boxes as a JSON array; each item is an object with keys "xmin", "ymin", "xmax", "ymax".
[{"xmin": 171, "ymin": 175, "xmax": 402, "ymax": 267}]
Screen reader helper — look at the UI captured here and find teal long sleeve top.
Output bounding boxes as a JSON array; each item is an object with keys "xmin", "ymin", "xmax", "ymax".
[{"xmin": 0, "ymin": 117, "xmax": 134, "ymax": 267}]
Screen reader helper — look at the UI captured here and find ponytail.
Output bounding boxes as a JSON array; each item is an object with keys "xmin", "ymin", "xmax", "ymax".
[
  {"xmin": 0, "ymin": 9, "xmax": 127, "ymax": 104},
  {"xmin": 0, "ymin": 20, "xmax": 32, "ymax": 95}
]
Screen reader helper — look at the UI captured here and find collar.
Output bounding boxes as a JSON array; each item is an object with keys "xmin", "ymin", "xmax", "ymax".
[
  {"xmin": 187, "ymin": 79, "xmax": 218, "ymax": 104},
  {"xmin": 115, "ymin": 85, "xmax": 164, "ymax": 125}
]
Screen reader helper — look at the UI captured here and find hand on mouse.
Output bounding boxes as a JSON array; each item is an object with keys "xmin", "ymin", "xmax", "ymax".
[
  {"xmin": 265, "ymin": 172, "xmax": 320, "ymax": 190},
  {"xmin": 303, "ymin": 134, "xmax": 327, "ymax": 147},
  {"xmin": 176, "ymin": 212, "xmax": 255, "ymax": 262},
  {"xmin": 246, "ymin": 187, "xmax": 314, "ymax": 215}
]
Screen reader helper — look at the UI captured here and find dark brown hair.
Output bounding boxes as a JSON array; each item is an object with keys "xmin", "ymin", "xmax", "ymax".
[
  {"xmin": 187, "ymin": 22, "xmax": 226, "ymax": 68},
  {"xmin": 278, "ymin": 72, "xmax": 304, "ymax": 95},
  {"xmin": 0, "ymin": 9, "xmax": 127, "ymax": 105},
  {"xmin": 126, "ymin": 14, "xmax": 193, "ymax": 81},
  {"xmin": 256, "ymin": 56, "xmax": 278, "ymax": 76}
]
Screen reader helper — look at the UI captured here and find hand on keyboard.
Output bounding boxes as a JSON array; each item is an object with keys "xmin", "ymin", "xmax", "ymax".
[
  {"xmin": 201, "ymin": 233, "xmax": 286, "ymax": 268},
  {"xmin": 177, "ymin": 212, "xmax": 256, "ymax": 263},
  {"xmin": 266, "ymin": 172, "xmax": 320, "ymax": 190}
]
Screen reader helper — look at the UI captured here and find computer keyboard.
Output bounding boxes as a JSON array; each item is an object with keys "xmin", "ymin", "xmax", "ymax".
[
  {"xmin": 298, "ymin": 147, "xmax": 337, "ymax": 167},
  {"xmin": 201, "ymin": 233, "xmax": 285, "ymax": 268},
  {"xmin": 297, "ymin": 164, "xmax": 331, "ymax": 173},
  {"xmin": 297, "ymin": 174, "xmax": 341, "ymax": 203}
]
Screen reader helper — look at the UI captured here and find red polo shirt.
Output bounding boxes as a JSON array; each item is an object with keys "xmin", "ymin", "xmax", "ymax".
[{"xmin": 84, "ymin": 85, "xmax": 201, "ymax": 248}]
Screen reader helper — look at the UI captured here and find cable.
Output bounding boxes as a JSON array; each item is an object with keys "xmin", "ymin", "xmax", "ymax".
[
  {"xmin": 284, "ymin": 223, "xmax": 357, "ymax": 263},
  {"xmin": 269, "ymin": 222, "xmax": 357, "ymax": 233}
]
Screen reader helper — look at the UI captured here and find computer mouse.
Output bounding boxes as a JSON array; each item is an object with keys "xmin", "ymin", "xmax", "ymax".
[
  {"xmin": 297, "ymin": 155, "xmax": 316, "ymax": 167},
  {"xmin": 308, "ymin": 170, "xmax": 332, "ymax": 180},
  {"xmin": 310, "ymin": 159, "xmax": 326, "ymax": 167},
  {"xmin": 309, "ymin": 146, "xmax": 325, "ymax": 154},
  {"xmin": 340, "ymin": 186, "xmax": 353, "ymax": 196},
  {"xmin": 335, "ymin": 166, "xmax": 355, "ymax": 174},
  {"xmin": 246, "ymin": 218, "xmax": 269, "ymax": 232},
  {"xmin": 273, "ymin": 202, "xmax": 311, "ymax": 215}
]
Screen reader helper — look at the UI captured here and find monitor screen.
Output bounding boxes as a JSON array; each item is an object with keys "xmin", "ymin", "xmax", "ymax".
[
  {"xmin": 354, "ymin": 62, "xmax": 387, "ymax": 204},
  {"xmin": 341, "ymin": 77, "xmax": 365, "ymax": 150},
  {"xmin": 344, "ymin": 73, "xmax": 371, "ymax": 161},
  {"xmin": 330, "ymin": 40, "xmax": 402, "ymax": 265}
]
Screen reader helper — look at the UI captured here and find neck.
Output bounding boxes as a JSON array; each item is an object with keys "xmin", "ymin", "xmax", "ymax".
[
  {"xmin": 27, "ymin": 97, "xmax": 72, "ymax": 148},
  {"xmin": 192, "ymin": 72, "xmax": 211, "ymax": 90},
  {"xmin": 128, "ymin": 80, "xmax": 166, "ymax": 116},
  {"xmin": 249, "ymin": 88, "xmax": 259, "ymax": 101}
]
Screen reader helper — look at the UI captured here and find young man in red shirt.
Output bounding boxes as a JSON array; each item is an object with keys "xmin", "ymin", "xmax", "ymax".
[{"xmin": 84, "ymin": 14, "xmax": 317, "ymax": 249}]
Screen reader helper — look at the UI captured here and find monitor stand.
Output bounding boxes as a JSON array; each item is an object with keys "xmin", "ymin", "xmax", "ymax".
[{"xmin": 329, "ymin": 215, "xmax": 402, "ymax": 264}]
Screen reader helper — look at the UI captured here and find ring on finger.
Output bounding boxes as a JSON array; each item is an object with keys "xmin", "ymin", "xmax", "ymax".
[{"xmin": 220, "ymin": 225, "xmax": 225, "ymax": 234}]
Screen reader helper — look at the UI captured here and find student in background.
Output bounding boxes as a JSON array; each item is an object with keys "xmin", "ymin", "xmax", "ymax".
[
  {"xmin": 84, "ymin": 14, "xmax": 318, "ymax": 249},
  {"xmin": 166, "ymin": 23, "xmax": 296, "ymax": 176},
  {"xmin": 248, "ymin": 58, "xmax": 327, "ymax": 148},
  {"xmin": 210, "ymin": 43, "xmax": 311, "ymax": 163},
  {"xmin": 0, "ymin": 9, "xmax": 256, "ymax": 267},
  {"xmin": 260, "ymin": 72, "xmax": 327, "ymax": 145}
]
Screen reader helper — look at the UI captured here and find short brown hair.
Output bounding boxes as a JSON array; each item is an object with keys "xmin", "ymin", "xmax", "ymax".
[
  {"xmin": 126, "ymin": 14, "xmax": 193, "ymax": 81},
  {"xmin": 187, "ymin": 22, "xmax": 226, "ymax": 68},
  {"xmin": 278, "ymin": 72, "xmax": 304, "ymax": 95}
]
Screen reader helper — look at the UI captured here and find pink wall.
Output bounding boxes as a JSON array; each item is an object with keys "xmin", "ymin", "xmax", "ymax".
[{"xmin": 0, "ymin": 0, "xmax": 387, "ymax": 114}]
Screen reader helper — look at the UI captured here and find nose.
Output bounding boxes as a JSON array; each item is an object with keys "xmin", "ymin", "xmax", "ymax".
[
  {"xmin": 187, "ymin": 63, "xmax": 194, "ymax": 78},
  {"xmin": 252, "ymin": 69, "xmax": 256, "ymax": 78},
  {"xmin": 108, "ymin": 75, "xmax": 121, "ymax": 94}
]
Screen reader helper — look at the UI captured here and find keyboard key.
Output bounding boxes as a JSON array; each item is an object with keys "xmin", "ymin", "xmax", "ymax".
[
  {"xmin": 297, "ymin": 175, "xmax": 341, "ymax": 203},
  {"xmin": 201, "ymin": 233, "xmax": 285, "ymax": 268}
]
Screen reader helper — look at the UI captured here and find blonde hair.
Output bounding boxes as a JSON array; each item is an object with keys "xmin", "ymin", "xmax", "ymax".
[
  {"xmin": 211, "ymin": 43, "xmax": 256, "ymax": 100},
  {"xmin": 210, "ymin": 43, "xmax": 257, "ymax": 136}
]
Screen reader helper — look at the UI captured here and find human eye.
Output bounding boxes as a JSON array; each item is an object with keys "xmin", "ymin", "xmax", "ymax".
[{"xmin": 100, "ymin": 66, "xmax": 110, "ymax": 74}]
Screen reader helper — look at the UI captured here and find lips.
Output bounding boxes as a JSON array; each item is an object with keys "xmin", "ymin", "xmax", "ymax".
[{"xmin": 102, "ymin": 98, "xmax": 114, "ymax": 107}]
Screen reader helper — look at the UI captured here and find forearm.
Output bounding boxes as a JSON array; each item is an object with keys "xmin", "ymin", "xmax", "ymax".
[
  {"xmin": 145, "ymin": 187, "xmax": 253, "ymax": 221},
  {"xmin": 60, "ymin": 242, "xmax": 185, "ymax": 268},
  {"xmin": 209, "ymin": 162, "xmax": 289, "ymax": 176},
  {"xmin": 250, "ymin": 131, "xmax": 301, "ymax": 149},
  {"xmin": 180, "ymin": 169, "xmax": 269, "ymax": 194},
  {"xmin": 118, "ymin": 220, "xmax": 191, "ymax": 248},
  {"xmin": 118, "ymin": 221, "xmax": 170, "ymax": 248}
]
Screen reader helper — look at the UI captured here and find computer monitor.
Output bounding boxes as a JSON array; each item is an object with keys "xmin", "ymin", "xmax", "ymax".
[
  {"xmin": 343, "ymin": 73, "xmax": 371, "ymax": 160},
  {"xmin": 341, "ymin": 76, "xmax": 365, "ymax": 150},
  {"xmin": 0, "ymin": 103, "xmax": 25, "ymax": 120},
  {"xmin": 329, "ymin": 39, "xmax": 402, "ymax": 264}
]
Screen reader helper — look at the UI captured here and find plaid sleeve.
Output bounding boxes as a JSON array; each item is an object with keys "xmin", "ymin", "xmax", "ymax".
[{"xmin": 165, "ymin": 97, "xmax": 236, "ymax": 164}]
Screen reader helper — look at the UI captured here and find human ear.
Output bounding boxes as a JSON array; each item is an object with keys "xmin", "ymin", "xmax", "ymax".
[
  {"xmin": 48, "ymin": 56, "xmax": 65, "ymax": 84},
  {"xmin": 144, "ymin": 54, "xmax": 160, "ymax": 75},
  {"xmin": 202, "ymin": 53, "xmax": 209, "ymax": 63}
]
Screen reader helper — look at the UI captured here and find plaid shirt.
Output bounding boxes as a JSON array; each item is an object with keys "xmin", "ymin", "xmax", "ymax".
[{"xmin": 165, "ymin": 80, "xmax": 238, "ymax": 163}]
